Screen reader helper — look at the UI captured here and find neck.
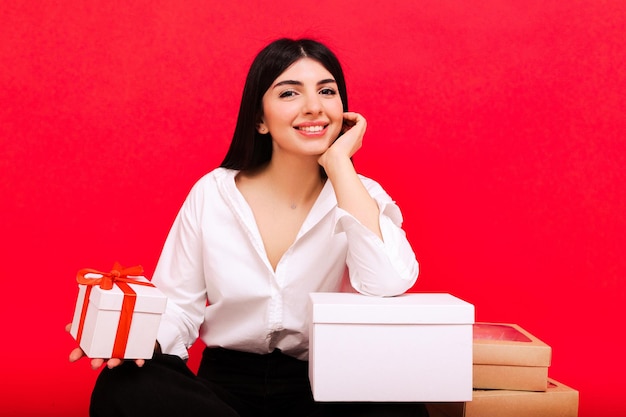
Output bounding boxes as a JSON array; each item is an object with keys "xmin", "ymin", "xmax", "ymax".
[{"xmin": 262, "ymin": 156, "xmax": 325, "ymax": 208}]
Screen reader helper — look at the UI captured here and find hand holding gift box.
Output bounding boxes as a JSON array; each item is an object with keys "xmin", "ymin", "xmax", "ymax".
[{"xmin": 69, "ymin": 263, "xmax": 167, "ymax": 363}]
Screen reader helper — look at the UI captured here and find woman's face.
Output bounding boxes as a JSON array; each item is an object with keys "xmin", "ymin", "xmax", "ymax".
[{"xmin": 258, "ymin": 58, "xmax": 344, "ymax": 159}]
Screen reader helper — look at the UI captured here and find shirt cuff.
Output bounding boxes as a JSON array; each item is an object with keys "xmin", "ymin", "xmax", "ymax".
[
  {"xmin": 156, "ymin": 315, "xmax": 190, "ymax": 360},
  {"xmin": 332, "ymin": 198, "xmax": 418, "ymax": 296}
]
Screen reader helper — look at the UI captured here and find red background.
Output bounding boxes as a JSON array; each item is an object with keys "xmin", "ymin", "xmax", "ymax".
[{"xmin": 1, "ymin": 1, "xmax": 625, "ymax": 416}]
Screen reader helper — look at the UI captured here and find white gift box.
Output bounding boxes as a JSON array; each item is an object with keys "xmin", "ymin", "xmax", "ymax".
[
  {"xmin": 308, "ymin": 292, "xmax": 475, "ymax": 402},
  {"xmin": 70, "ymin": 275, "xmax": 167, "ymax": 359}
]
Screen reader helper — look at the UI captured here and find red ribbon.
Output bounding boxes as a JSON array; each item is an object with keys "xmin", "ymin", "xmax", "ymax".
[
  {"xmin": 77, "ymin": 262, "xmax": 147, "ymax": 290},
  {"xmin": 75, "ymin": 262, "xmax": 154, "ymax": 358}
]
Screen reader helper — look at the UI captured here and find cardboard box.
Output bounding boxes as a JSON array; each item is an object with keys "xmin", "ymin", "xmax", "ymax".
[
  {"xmin": 473, "ymin": 363, "xmax": 548, "ymax": 391},
  {"xmin": 70, "ymin": 273, "xmax": 167, "ymax": 359},
  {"xmin": 473, "ymin": 323, "xmax": 552, "ymax": 366},
  {"xmin": 308, "ymin": 292, "xmax": 474, "ymax": 402},
  {"xmin": 473, "ymin": 323, "xmax": 551, "ymax": 391},
  {"xmin": 427, "ymin": 378, "xmax": 579, "ymax": 417}
]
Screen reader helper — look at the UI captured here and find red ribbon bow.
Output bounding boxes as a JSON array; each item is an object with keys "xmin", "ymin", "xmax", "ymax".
[{"xmin": 76, "ymin": 262, "xmax": 147, "ymax": 290}]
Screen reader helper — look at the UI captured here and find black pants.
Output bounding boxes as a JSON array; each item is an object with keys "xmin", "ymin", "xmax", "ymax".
[{"xmin": 90, "ymin": 347, "xmax": 429, "ymax": 417}]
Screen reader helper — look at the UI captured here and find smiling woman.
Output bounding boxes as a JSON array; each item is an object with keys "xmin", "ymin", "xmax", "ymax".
[{"xmin": 69, "ymin": 38, "xmax": 423, "ymax": 417}]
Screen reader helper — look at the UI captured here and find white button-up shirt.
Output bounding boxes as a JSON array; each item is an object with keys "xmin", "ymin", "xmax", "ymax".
[{"xmin": 153, "ymin": 168, "xmax": 418, "ymax": 360}]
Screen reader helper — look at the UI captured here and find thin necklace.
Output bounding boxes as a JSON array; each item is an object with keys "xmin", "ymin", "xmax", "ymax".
[{"xmin": 287, "ymin": 177, "xmax": 325, "ymax": 210}]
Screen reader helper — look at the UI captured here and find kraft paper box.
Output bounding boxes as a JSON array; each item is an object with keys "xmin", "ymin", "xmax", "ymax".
[
  {"xmin": 473, "ymin": 363, "xmax": 548, "ymax": 391},
  {"xmin": 427, "ymin": 378, "xmax": 579, "ymax": 417},
  {"xmin": 473, "ymin": 322, "xmax": 551, "ymax": 366},
  {"xmin": 308, "ymin": 292, "xmax": 475, "ymax": 402},
  {"xmin": 70, "ymin": 267, "xmax": 167, "ymax": 359},
  {"xmin": 473, "ymin": 323, "xmax": 551, "ymax": 391}
]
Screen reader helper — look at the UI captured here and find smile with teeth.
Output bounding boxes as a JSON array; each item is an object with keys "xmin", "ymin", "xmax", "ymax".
[{"xmin": 296, "ymin": 125, "xmax": 327, "ymax": 133}]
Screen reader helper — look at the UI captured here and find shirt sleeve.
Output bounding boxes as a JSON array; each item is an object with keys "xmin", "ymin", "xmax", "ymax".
[
  {"xmin": 333, "ymin": 177, "xmax": 419, "ymax": 297},
  {"xmin": 151, "ymin": 181, "xmax": 208, "ymax": 360}
]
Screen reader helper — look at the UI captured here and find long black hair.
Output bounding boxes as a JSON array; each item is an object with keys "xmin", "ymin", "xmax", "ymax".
[{"xmin": 220, "ymin": 38, "xmax": 349, "ymax": 171}]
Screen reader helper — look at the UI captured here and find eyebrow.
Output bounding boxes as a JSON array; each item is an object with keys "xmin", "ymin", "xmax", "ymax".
[{"xmin": 272, "ymin": 78, "xmax": 337, "ymax": 89}]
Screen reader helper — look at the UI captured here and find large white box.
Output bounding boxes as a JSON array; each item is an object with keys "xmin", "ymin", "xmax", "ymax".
[
  {"xmin": 308, "ymin": 292, "xmax": 475, "ymax": 402},
  {"xmin": 70, "ymin": 275, "xmax": 167, "ymax": 359}
]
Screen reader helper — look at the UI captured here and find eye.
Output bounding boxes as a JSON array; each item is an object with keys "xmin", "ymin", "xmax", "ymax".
[
  {"xmin": 319, "ymin": 87, "xmax": 337, "ymax": 96},
  {"xmin": 279, "ymin": 90, "xmax": 298, "ymax": 99}
]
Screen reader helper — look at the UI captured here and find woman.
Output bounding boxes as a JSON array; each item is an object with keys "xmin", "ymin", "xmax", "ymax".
[{"xmin": 71, "ymin": 38, "xmax": 427, "ymax": 417}]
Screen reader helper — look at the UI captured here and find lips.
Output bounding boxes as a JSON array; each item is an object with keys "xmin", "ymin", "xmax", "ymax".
[
  {"xmin": 294, "ymin": 121, "xmax": 330, "ymax": 135},
  {"xmin": 296, "ymin": 125, "xmax": 326, "ymax": 133}
]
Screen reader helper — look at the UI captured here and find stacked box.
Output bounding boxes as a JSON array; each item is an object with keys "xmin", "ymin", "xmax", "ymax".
[
  {"xmin": 427, "ymin": 323, "xmax": 578, "ymax": 417},
  {"xmin": 473, "ymin": 322, "xmax": 551, "ymax": 391},
  {"xmin": 308, "ymin": 292, "xmax": 475, "ymax": 402},
  {"xmin": 427, "ymin": 378, "xmax": 579, "ymax": 417}
]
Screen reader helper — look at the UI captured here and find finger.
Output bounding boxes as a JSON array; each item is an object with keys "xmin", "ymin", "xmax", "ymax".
[
  {"xmin": 135, "ymin": 359, "xmax": 145, "ymax": 368},
  {"xmin": 68, "ymin": 347, "xmax": 85, "ymax": 363},
  {"xmin": 90, "ymin": 358, "xmax": 105, "ymax": 370},
  {"xmin": 342, "ymin": 114, "xmax": 360, "ymax": 133},
  {"xmin": 342, "ymin": 114, "xmax": 357, "ymax": 126},
  {"xmin": 65, "ymin": 323, "xmax": 72, "ymax": 332},
  {"xmin": 342, "ymin": 113, "xmax": 366, "ymax": 131},
  {"xmin": 343, "ymin": 112, "xmax": 364, "ymax": 123},
  {"xmin": 106, "ymin": 358, "xmax": 123, "ymax": 369}
]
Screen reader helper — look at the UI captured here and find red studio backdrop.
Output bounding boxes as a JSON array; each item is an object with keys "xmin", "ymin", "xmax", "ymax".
[{"xmin": 1, "ymin": 1, "xmax": 625, "ymax": 416}]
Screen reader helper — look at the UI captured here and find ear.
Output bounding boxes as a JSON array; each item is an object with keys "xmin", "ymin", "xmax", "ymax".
[{"xmin": 256, "ymin": 121, "xmax": 269, "ymax": 134}]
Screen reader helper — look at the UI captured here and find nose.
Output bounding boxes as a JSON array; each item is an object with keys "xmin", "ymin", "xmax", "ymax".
[{"xmin": 303, "ymin": 92, "xmax": 323, "ymax": 115}]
